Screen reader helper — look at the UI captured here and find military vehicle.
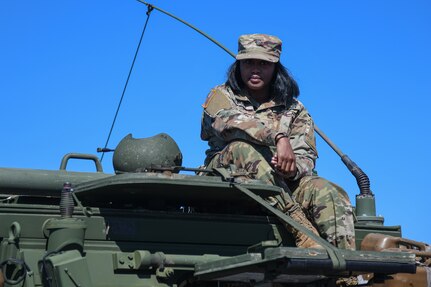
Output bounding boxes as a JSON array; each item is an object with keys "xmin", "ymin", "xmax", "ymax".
[
  {"xmin": 1, "ymin": 2, "xmax": 429, "ymax": 287},
  {"xmin": 0, "ymin": 131, "xmax": 429, "ymax": 287}
]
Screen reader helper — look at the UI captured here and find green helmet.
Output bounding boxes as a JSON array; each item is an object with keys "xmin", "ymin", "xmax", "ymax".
[{"xmin": 113, "ymin": 133, "xmax": 183, "ymax": 173}]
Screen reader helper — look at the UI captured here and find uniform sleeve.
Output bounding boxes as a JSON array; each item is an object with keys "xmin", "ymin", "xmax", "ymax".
[
  {"xmin": 201, "ymin": 87, "xmax": 278, "ymax": 146},
  {"xmin": 288, "ymin": 106, "xmax": 318, "ymax": 180}
]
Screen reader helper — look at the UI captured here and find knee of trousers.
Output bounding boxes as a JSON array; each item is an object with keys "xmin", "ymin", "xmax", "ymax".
[
  {"xmin": 218, "ymin": 141, "xmax": 271, "ymax": 166},
  {"xmin": 214, "ymin": 141, "xmax": 277, "ymax": 184}
]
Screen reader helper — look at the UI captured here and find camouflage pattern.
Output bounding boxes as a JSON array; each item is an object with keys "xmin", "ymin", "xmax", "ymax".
[
  {"xmin": 201, "ymin": 84, "xmax": 356, "ymax": 250},
  {"xmin": 236, "ymin": 34, "xmax": 282, "ymax": 63},
  {"xmin": 201, "ymin": 84, "xmax": 316, "ymax": 181},
  {"xmin": 289, "ymin": 176, "xmax": 356, "ymax": 250},
  {"xmin": 205, "ymin": 140, "xmax": 285, "ymax": 193},
  {"xmin": 204, "ymin": 141, "xmax": 308, "ymax": 226}
]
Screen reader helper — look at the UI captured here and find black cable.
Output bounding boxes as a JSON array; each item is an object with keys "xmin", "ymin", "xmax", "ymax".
[
  {"xmin": 101, "ymin": 5, "xmax": 154, "ymax": 162},
  {"xmin": 40, "ymin": 251, "xmax": 59, "ymax": 287},
  {"xmin": 0, "ymin": 258, "xmax": 32, "ymax": 285}
]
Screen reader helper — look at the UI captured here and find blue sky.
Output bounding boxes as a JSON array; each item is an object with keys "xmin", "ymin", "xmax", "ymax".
[{"xmin": 1, "ymin": 1, "xmax": 430, "ymax": 244}]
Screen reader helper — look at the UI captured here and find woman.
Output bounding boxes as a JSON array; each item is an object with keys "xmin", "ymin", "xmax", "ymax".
[{"xmin": 201, "ymin": 34, "xmax": 355, "ymax": 250}]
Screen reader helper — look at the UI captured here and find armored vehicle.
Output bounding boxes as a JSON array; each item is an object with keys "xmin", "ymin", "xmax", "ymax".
[{"xmin": 0, "ymin": 132, "xmax": 429, "ymax": 287}]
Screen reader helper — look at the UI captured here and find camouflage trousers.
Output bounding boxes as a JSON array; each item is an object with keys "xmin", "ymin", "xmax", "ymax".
[{"xmin": 207, "ymin": 141, "xmax": 356, "ymax": 250}]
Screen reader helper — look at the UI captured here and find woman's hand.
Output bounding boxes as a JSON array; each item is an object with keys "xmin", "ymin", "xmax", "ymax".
[{"xmin": 271, "ymin": 137, "xmax": 297, "ymax": 178}]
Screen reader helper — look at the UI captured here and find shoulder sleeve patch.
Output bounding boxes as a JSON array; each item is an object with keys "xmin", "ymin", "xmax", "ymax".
[
  {"xmin": 304, "ymin": 117, "xmax": 318, "ymax": 155},
  {"xmin": 202, "ymin": 88, "xmax": 232, "ymax": 116}
]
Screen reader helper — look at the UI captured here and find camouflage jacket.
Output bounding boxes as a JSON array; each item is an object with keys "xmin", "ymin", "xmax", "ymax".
[{"xmin": 201, "ymin": 84, "xmax": 318, "ymax": 180}]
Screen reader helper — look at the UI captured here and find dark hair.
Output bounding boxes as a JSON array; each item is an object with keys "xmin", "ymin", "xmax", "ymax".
[{"xmin": 226, "ymin": 60, "xmax": 300, "ymax": 104}]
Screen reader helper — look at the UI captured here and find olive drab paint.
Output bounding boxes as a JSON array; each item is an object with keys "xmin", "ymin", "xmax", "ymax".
[{"xmin": 0, "ymin": 133, "xmax": 429, "ymax": 286}]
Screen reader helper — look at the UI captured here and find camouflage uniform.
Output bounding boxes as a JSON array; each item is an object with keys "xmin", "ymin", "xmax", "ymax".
[{"xmin": 201, "ymin": 84, "xmax": 356, "ymax": 250}]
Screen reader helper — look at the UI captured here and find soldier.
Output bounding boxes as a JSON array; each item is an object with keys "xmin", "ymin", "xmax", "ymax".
[{"xmin": 201, "ymin": 34, "xmax": 356, "ymax": 250}]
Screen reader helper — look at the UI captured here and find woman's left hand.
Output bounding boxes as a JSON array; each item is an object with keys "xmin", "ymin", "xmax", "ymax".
[{"xmin": 272, "ymin": 137, "xmax": 297, "ymax": 178}]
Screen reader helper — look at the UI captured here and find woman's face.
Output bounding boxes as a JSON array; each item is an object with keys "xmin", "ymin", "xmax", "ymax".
[{"xmin": 240, "ymin": 59, "xmax": 275, "ymax": 92}]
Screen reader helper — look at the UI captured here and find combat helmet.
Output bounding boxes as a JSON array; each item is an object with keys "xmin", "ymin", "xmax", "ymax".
[{"xmin": 113, "ymin": 133, "xmax": 183, "ymax": 173}]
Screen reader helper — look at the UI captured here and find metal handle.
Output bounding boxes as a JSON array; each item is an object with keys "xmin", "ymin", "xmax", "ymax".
[{"xmin": 60, "ymin": 153, "xmax": 103, "ymax": 172}]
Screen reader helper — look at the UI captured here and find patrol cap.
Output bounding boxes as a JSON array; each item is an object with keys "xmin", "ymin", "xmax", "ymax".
[{"xmin": 236, "ymin": 34, "xmax": 282, "ymax": 63}]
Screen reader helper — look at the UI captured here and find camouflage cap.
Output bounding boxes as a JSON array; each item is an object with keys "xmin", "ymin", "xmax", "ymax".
[{"xmin": 236, "ymin": 34, "xmax": 282, "ymax": 63}]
